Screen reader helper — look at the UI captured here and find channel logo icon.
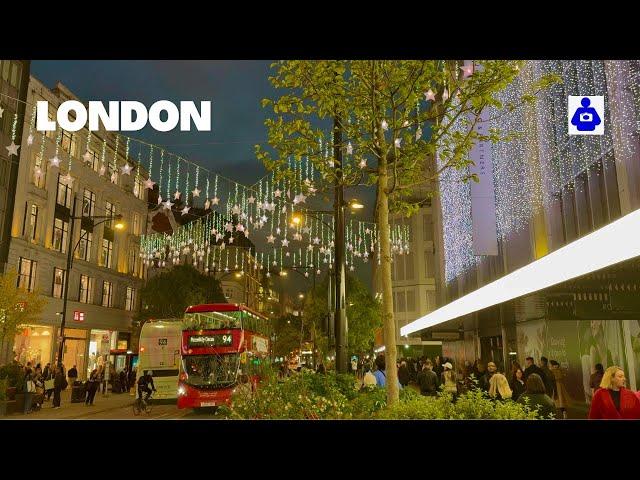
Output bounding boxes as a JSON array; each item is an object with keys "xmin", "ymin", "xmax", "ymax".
[{"xmin": 568, "ymin": 96, "xmax": 604, "ymax": 135}]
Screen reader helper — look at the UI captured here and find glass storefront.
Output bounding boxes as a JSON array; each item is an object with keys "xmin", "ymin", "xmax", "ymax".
[
  {"xmin": 88, "ymin": 329, "xmax": 117, "ymax": 378},
  {"xmin": 13, "ymin": 325, "xmax": 53, "ymax": 367},
  {"xmin": 63, "ymin": 328, "xmax": 87, "ymax": 380}
]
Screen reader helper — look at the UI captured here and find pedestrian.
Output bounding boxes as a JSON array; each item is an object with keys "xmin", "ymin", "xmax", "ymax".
[
  {"xmin": 589, "ymin": 366, "xmax": 640, "ymax": 419},
  {"xmin": 549, "ymin": 360, "xmax": 569, "ymax": 419},
  {"xmin": 351, "ymin": 358, "xmax": 358, "ymax": 377},
  {"xmin": 67, "ymin": 364, "xmax": 78, "ymax": 387},
  {"xmin": 32, "ymin": 366, "xmax": 44, "ymax": 411},
  {"xmin": 128, "ymin": 368, "xmax": 137, "ymax": 394},
  {"xmin": 398, "ymin": 360, "xmax": 410, "ymax": 387},
  {"xmin": 119, "ymin": 369, "xmax": 127, "ymax": 393},
  {"xmin": 433, "ymin": 355, "xmax": 444, "ymax": 379},
  {"xmin": 362, "ymin": 366, "xmax": 377, "ymax": 389},
  {"xmin": 416, "ymin": 360, "xmax": 438, "ymax": 396},
  {"xmin": 316, "ymin": 363, "xmax": 326, "ymax": 375},
  {"xmin": 52, "ymin": 365, "xmax": 67, "ymax": 409},
  {"xmin": 539, "ymin": 357, "xmax": 556, "ymax": 399},
  {"xmin": 510, "ymin": 367, "xmax": 526, "ymax": 402},
  {"xmin": 441, "ymin": 362, "xmax": 458, "ymax": 400},
  {"xmin": 589, "ymin": 363, "xmax": 605, "ymax": 398},
  {"xmin": 23, "ymin": 366, "xmax": 35, "ymax": 414},
  {"xmin": 489, "ymin": 373, "xmax": 512, "ymax": 401},
  {"xmin": 523, "ymin": 357, "xmax": 545, "ymax": 383},
  {"xmin": 517, "ymin": 373, "xmax": 557, "ymax": 419},
  {"xmin": 43, "ymin": 363, "xmax": 54, "ymax": 401},
  {"xmin": 85, "ymin": 368, "xmax": 99, "ymax": 406},
  {"xmin": 479, "ymin": 361, "xmax": 497, "ymax": 392},
  {"xmin": 372, "ymin": 355, "xmax": 402, "ymax": 389}
]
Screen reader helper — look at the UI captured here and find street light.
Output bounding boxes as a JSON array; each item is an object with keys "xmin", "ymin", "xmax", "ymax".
[
  {"xmin": 57, "ymin": 195, "xmax": 125, "ymax": 369},
  {"xmin": 298, "ymin": 293, "xmax": 304, "ymax": 299}
]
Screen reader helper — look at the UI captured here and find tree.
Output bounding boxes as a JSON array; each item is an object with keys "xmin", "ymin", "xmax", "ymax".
[
  {"xmin": 272, "ymin": 313, "xmax": 302, "ymax": 358},
  {"xmin": 304, "ymin": 273, "xmax": 382, "ymax": 361},
  {"xmin": 0, "ymin": 270, "xmax": 47, "ymax": 364},
  {"xmin": 256, "ymin": 60, "xmax": 559, "ymax": 405},
  {"xmin": 135, "ymin": 265, "xmax": 226, "ymax": 335}
]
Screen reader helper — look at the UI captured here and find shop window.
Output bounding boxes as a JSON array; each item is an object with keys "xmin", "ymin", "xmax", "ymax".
[
  {"xmin": 17, "ymin": 257, "xmax": 37, "ymax": 292},
  {"xmin": 13, "ymin": 326, "xmax": 53, "ymax": 367}
]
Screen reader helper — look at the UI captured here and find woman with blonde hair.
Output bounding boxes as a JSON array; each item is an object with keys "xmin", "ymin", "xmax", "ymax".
[
  {"xmin": 589, "ymin": 366, "xmax": 640, "ymax": 419},
  {"xmin": 489, "ymin": 373, "xmax": 512, "ymax": 401}
]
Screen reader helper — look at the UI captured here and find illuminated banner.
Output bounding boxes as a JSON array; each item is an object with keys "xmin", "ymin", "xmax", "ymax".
[
  {"xmin": 188, "ymin": 334, "xmax": 233, "ymax": 348},
  {"xmin": 467, "ymin": 61, "xmax": 498, "ymax": 256}
]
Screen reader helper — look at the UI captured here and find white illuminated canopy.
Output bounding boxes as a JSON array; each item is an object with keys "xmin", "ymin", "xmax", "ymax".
[{"xmin": 401, "ymin": 208, "xmax": 640, "ymax": 336}]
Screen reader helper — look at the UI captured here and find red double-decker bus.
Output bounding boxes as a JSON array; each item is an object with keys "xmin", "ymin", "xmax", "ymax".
[{"xmin": 177, "ymin": 303, "xmax": 271, "ymax": 410}]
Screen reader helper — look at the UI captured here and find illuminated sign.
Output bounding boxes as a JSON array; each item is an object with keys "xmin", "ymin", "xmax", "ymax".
[
  {"xmin": 73, "ymin": 311, "xmax": 85, "ymax": 322},
  {"xmin": 188, "ymin": 334, "xmax": 233, "ymax": 348}
]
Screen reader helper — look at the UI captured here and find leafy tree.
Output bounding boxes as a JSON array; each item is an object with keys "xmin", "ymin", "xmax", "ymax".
[
  {"xmin": 0, "ymin": 270, "xmax": 47, "ymax": 365},
  {"xmin": 272, "ymin": 313, "xmax": 302, "ymax": 358},
  {"xmin": 134, "ymin": 265, "xmax": 226, "ymax": 336},
  {"xmin": 304, "ymin": 273, "xmax": 382, "ymax": 361},
  {"xmin": 256, "ymin": 60, "xmax": 559, "ymax": 405}
]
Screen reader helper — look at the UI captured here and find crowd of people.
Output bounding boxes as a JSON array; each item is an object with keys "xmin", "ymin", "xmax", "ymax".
[{"xmin": 355, "ymin": 354, "xmax": 640, "ymax": 419}]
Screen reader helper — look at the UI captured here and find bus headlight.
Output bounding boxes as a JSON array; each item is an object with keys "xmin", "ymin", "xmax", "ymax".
[{"xmin": 178, "ymin": 386, "xmax": 186, "ymax": 396}]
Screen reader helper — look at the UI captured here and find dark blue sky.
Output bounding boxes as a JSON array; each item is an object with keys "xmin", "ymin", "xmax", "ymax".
[{"xmin": 31, "ymin": 60, "xmax": 274, "ymax": 186}]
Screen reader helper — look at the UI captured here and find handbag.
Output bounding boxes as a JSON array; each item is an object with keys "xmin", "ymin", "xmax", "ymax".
[
  {"xmin": 26, "ymin": 380, "xmax": 36, "ymax": 393},
  {"xmin": 45, "ymin": 379, "xmax": 55, "ymax": 390}
]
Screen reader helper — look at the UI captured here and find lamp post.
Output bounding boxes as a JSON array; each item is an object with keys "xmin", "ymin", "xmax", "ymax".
[{"xmin": 56, "ymin": 195, "xmax": 125, "ymax": 369}]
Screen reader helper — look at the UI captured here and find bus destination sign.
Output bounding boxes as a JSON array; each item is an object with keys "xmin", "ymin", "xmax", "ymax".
[{"xmin": 188, "ymin": 334, "xmax": 233, "ymax": 348}]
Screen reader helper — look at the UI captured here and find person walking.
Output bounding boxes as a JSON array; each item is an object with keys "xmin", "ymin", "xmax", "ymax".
[
  {"xmin": 539, "ymin": 357, "xmax": 556, "ymax": 399},
  {"xmin": 417, "ymin": 360, "xmax": 438, "ymax": 396},
  {"xmin": 43, "ymin": 363, "xmax": 55, "ymax": 401},
  {"xmin": 398, "ymin": 361, "xmax": 411, "ymax": 388},
  {"xmin": 372, "ymin": 355, "xmax": 402, "ymax": 389},
  {"xmin": 517, "ymin": 373, "xmax": 557, "ymax": 419},
  {"xmin": 85, "ymin": 369, "xmax": 99, "ymax": 406},
  {"xmin": 550, "ymin": 360, "xmax": 570, "ymax": 419},
  {"xmin": 589, "ymin": 366, "xmax": 640, "ymax": 419},
  {"xmin": 52, "ymin": 365, "xmax": 67, "ymax": 409},
  {"xmin": 510, "ymin": 367, "xmax": 526, "ymax": 402}
]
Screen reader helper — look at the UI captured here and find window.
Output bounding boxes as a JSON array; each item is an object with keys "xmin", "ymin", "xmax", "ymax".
[
  {"xmin": 60, "ymin": 130, "xmax": 78, "ymax": 158},
  {"xmin": 29, "ymin": 205, "xmax": 38, "ymax": 242},
  {"xmin": 79, "ymin": 275, "xmax": 94, "ymax": 304},
  {"xmin": 423, "ymin": 214, "xmax": 434, "ymax": 241},
  {"xmin": 52, "ymin": 217, "xmax": 69, "ymax": 253},
  {"xmin": 128, "ymin": 246, "xmax": 138, "ymax": 276},
  {"xmin": 31, "ymin": 150, "xmax": 46, "ymax": 188},
  {"xmin": 17, "ymin": 258, "xmax": 37, "ymax": 292},
  {"xmin": 104, "ymin": 201, "xmax": 116, "ymax": 228},
  {"xmin": 82, "ymin": 189, "xmax": 96, "ymax": 217},
  {"xmin": 56, "ymin": 174, "xmax": 73, "ymax": 208},
  {"xmin": 132, "ymin": 212, "xmax": 141, "ymax": 236},
  {"xmin": 52, "ymin": 268, "xmax": 66, "ymax": 299},
  {"xmin": 77, "ymin": 229, "xmax": 92, "ymax": 262},
  {"xmin": 101, "ymin": 238, "xmax": 113, "ymax": 268},
  {"xmin": 84, "ymin": 148, "xmax": 100, "ymax": 172},
  {"xmin": 125, "ymin": 287, "xmax": 136, "ymax": 311},
  {"xmin": 102, "ymin": 281, "xmax": 113, "ymax": 307},
  {"xmin": 394, "ymin": 291, "xmax": 406, "ymax": 313},
  {"xmin": 133, "ymin": 177, "xmax": 145, "ymax": 200},
  {"xmin": 406, "ymin": 289, "xmax": 416, "ymax": 312}
]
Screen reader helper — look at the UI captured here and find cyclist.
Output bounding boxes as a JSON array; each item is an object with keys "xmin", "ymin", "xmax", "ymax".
[{"xmin": 137, "ymin": 370, "xmax": 157, "ymax": 405}]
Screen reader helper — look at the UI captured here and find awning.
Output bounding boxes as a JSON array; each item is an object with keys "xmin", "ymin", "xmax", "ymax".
[{"xmin": 401, "ymin": 207, "xmax": 640, "ymax": 336}]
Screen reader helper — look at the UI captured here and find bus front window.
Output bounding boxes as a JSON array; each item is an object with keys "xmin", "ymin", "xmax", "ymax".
[{"xmin": 182, "ymin": 354, "xmax": 239, "ymax": 388}]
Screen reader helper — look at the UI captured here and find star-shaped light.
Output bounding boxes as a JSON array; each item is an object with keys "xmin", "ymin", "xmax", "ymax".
[
  {"xmin": 313, "ymin": 236, "xmax": 321, "ymax": 245},
  {"xmin": 225, "ymin": 222, "xmax": 234, "ymax": 233},
  {"xmin": 442, "ymin": 88, "xmax": 450, "ymax": 102},
  {"xmin": 216, "ymin": 233, "xmax": 224, "ymax": 242},
  {"xmin": 268, "ymin": 202, "xmax": 277, "ymax": 212},
  {"xmin": 260, "ymin": 215, "xmax": 268, "ymax": 223},
  {"xmin": 381, "ymin": 120, "xmax": 388, "ymax": 131},
  {"xmin": 192, "ymin": 187, "xmax": 201, "ymax": 197},
  {"xmin": 99, "ymin": 165, "xmax": 106, "ymax": 176},
  {"xmin": 228, "ymin": 236, "xmax": 235, "ymax": 244},
  {"xmin": 236, "ymin": 224, "xmax": 245, "ymax": 233},
  {"xmin": 220, "ymin": 242, "xmax": 226, "ymax": 250},
  {"xmin": 247, "ymin": 195, "xmax": 256, "ymax": 204},
  {"xmin": 285, "ymin": 252, "xmax": 290, "ymax": 257},
  {"xmin": 211, "ymin": 196, "xmax": 220, "ymax": 205},
  {"xmin": 424, "ymin": 89, "xmax": 436, "ymax": 101},
  {"xmin": 267, "ymin": 234, "xmax": 275, "ymax": 244},
  {"xmin": 274, "ymin": 189, "xmax": 282, "ymax": 198},
  {"xmin": 27, "ymin": 135, "xmax": 34, "ymax": 145},
  {"xmin": 266, "ymin": 272, "xmax": 271, "ymax": 278},
  {"xmin": 293, "ymin": 194, "xmax": 307, "ymax": 205},
  {"xmin": 173, "ymin": 190, "xmax": 182, "ymax": 200},
  {"xmin": 204, "ymin": 199, "xmax": 211, "ymax": 210},
  {"xmin": 272, "ymin": 260, "xmax": 277, "ymax": 267},
  {"xmin": 302, "ymin": 226, "xmax": 311, "ymax": 234},
  {"xmin": 281, "ymin": 206, "xmax": 287, "ymax": 214},
  {"xmin": 316, "ymin": 269, "xmax": 321, "ymax": 275},
  {"xmin": 181, "ymin": 206, "xmax": 191, "ymax": 216},
  {"xmin": 281, "ymin": 238, "xmax": 289, "ymax": 247},
  {"xmin": 49, "ymin": 155, "xmax": 61, "ymax": 168},
  {"xmin": 232, "ymin": 204, "xmax": 241, "ymax": 215},
  {"xmin": 6, "ymin": 141, "xmax": 20, "ymax": 156},
  {"xmin": 358, "ymin": 159, "xmax": 367, "ymax": 169},
  {"xmin": 307, "ymin": 244, "xmax": 314, "ymax": 251},
  {"xmin": 83, "ymin": 151, "xmax": 92, "ymax": 163},
  {"xmin": 144, "ymin": 178, "xmax": 156, "ymax": 190},
  {"xmin": 460, "ymin": 64, "xmax": 474, "ymax": 78},
  {"xmin": 120, "ymin": 163, "xmax": 132, "ymax": 175},
  {"xmin": 276, "ymin": 227, "xmax": 281, "ymax": 235},
  {"xmin": 365, "ymin": 228, "xmax": 371, "ymax": 234},
  {"xmin": 163, "ymin": 200, "xmax": 174, "ymax": 210},
  {"xmin": 347, "ymin": 142, "xmax": 353, "ymax": 155},
  {"xmin": 394, "ymin": 138, "xmax": 402, "ymax": 148},
  {"xmin": 305, "ymin": 272, "xmax": 309, "ymax": 278}
]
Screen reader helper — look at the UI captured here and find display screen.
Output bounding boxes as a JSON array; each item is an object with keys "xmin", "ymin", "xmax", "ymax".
[{"xmin": 188, "ymin": 334, "xmax": 233, "ymax": 348}]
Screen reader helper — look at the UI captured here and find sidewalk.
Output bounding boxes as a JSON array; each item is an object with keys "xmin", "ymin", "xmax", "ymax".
[{"xmin": 5, "ymin": 389, "xmax": 137, "ymax": 420}]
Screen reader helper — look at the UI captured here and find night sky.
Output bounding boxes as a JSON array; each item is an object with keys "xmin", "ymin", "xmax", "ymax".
[{"xmin": 31, "ymin": 60, "xmax": 375, "ymax": 291}]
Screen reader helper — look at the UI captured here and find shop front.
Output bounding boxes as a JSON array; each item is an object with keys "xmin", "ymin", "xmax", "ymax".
[{"xmin": 13, "ymin": 325, "xmax": 54, "ymax": 367}]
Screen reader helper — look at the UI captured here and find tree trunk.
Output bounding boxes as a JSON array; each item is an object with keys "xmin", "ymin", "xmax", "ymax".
[{"xmin": 376, "ymin": 156, "xmax": 399, "ymax": 406}]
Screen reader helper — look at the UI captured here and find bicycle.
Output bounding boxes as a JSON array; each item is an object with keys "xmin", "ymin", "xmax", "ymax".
[{"xmin": 132, "ymin": 394, "xmax": 153, "ymax": 416}]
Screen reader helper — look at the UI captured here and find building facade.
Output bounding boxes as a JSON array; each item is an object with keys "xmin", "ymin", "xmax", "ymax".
[
  {"xmin": 409, "ymin": 60, "xmax": 640, "ymax": 416},
  {"xmin": 0, "ymin": 60, "xmax": 30, "ymax": 273},
  {"xmin": 6, "ymin": 78, "xmax": 148, "ymax": 379}
]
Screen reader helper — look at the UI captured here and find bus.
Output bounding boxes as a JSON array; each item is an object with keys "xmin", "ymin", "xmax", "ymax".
[
  {"xmin": 177, "ymin": 304, "xmax": 271, "ymax": 410},
  {"xmin": 137, "ymin": 319, "xmax": 182, "ymax": 400}
]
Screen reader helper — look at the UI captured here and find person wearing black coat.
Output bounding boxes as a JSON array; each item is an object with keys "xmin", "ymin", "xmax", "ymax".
[
  {"xmin": 398, "ymin": 361, "xmax": 411, "ymax": 387},
  {"xmin": 510, "ymin": 367, "xmax": 526, "ymax": 402},
  {"xmin": 523, "ymin": 357, "xmax": 545, "ymax": 383},
  {"xmin": 52, "ymin": 366, "xmax": 67, "ymax": 408}
]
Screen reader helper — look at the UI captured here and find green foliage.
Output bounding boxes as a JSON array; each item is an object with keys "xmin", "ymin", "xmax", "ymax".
[
  {"xmin": 0, "ymin": 378, "xmax": 7, "ymax": 402},
  {"xmin": 136, "ymin": 265, "xmax": 226, "ymax": 329},
  {"xmin": 272, "ymin": 313, "xmax": 303, "ymax": 357},
  {"xmin": 304, "ymin": 274, "xmax": 382, "ymax": 357},
  {"xmin": 0, "ymin": 362, "xmax": 23, "ymax": 391}
]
